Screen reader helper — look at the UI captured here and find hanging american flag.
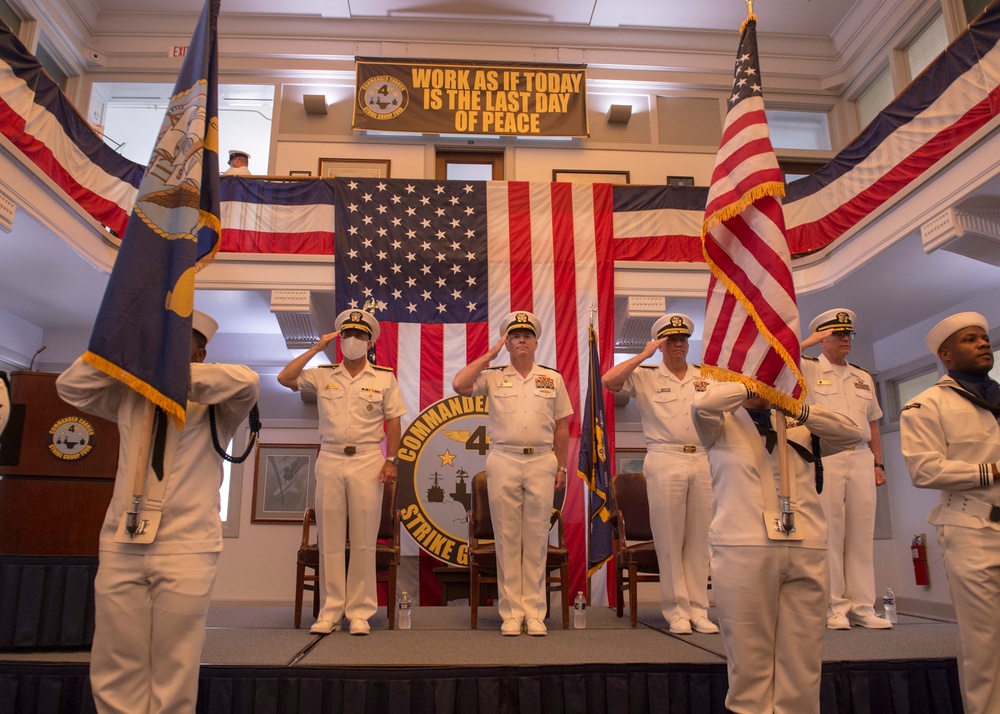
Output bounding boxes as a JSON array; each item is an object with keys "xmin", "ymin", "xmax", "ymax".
[
  {"xmin": 700, "ymin": 12, "xmax": 805, "ymax": 412},
  {"xmin": 332, "ymin": 176, "xmax": 615, "ymax": 603}
]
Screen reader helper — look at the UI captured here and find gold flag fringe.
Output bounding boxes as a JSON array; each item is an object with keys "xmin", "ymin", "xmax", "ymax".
[
  {"xmin": 701, "ymin": 364, "xmax": 803, "ymax": 415},
  {"xmin": 702, "ymin": 180, "xmax": 785, "ymax": 237},
  {"xmin": 741, "ymin": 12, "xmax": 758, "ymax": 34},
  {"xmin": 81, "ymin": 350, "xmax": 187, "ymax": 429}
]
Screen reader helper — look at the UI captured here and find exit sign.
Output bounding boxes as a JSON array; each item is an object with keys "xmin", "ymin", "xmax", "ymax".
[{"xmin": 170, "ymin": 46, "xmax": 189, "ymax": 58}]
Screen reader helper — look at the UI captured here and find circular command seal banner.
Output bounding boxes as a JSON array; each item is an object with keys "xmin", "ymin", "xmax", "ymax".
[{"xmin": 397, "ymin": 394, "xmax": 565, "ymax": 566}]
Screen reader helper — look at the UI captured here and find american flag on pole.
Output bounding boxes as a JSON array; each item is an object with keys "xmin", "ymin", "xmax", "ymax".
[
  {"xmin": 700, "ymin": 12, "xmax": 805, "ymax": 412},
  {"xmin": 332, "ymin": 177, "xmax": 615, "ymax": 603}
]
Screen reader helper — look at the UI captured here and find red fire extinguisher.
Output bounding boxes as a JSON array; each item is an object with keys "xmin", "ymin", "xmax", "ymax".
[{"xmin": 912, "ymin": 534, "xmax": 930, "ymax": 586}]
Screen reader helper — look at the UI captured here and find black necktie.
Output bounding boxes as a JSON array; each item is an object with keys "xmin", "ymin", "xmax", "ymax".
[
  {"xmin": 747, "ymin": 409, "xmax": 777, "ymax": 452},
  {"xmin": 151, "ymin": 407, "xmax": 168, "ymax": 481}
]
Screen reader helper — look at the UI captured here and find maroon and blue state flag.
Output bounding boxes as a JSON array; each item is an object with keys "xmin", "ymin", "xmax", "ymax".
[
  {"xmin": 700, "ymin": 13, "xmax": 805, "ymax": 411},
  {"xmin": 332, "ymin": 176, "xmax": 615, "ymax": 602},
  {"xmin": 82, "ymin": 0, "xmax": 221, "ymax": 427}
]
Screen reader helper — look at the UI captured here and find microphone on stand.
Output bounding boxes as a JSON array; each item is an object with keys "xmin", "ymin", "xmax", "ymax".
[{"xmin": 29, "ymin": 345, "xmax": 47, "ymax": 371}]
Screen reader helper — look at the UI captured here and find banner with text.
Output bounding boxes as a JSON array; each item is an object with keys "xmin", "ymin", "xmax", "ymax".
[{"xmin": 353, "ymin": 58, "xmax": 589, "ymax": 136}]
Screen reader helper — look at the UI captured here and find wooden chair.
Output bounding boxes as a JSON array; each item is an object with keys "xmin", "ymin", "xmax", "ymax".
[
  {"xmin": 294, "ymin": 508, "xmax": 320, "ymax": 629},
  {"xmin": 467, "ymin": 471, "xmax": 570, "ymax": 629},
  {"xmin": 610, "ymin": 472, "xmax": 660, "ymax": 627},
  {"xmin": 293, "ymin": 480, "xmax": 401, "ymax": 629}
]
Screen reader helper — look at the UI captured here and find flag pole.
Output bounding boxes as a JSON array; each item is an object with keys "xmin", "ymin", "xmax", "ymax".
[
  {"xmin": 774, "ymin": 411, "xmax": 795, "ymax": 533},
  {"xmin": 124, "ymin": 400, "xmax": 156, "ymax": 536}
]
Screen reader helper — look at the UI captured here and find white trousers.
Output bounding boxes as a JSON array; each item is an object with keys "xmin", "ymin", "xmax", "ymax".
[
  {"xmin": 818, "ymin": 448, "xmax": 877, "ymax": 619},
  {"xmin": 315, "ymin": 450, "xmax": 384, "ymax": 623},
  {"xmin": 643, "ymin": 449, "xmax": 713, "ymax": 622},
  {"xmin": 711, "ymin": 544, "xmax": 828, "ymax": 714},
  {"xmin": 486, "ymin": 449, "xmax": 556, "ymax": 624},
  {"xmin": 90, "ymin": 550, "xmax": 218, "ymax": 714},
  {"xmin": 937, "ymin": 523, "xmax": 1000, "ymax": 714}
]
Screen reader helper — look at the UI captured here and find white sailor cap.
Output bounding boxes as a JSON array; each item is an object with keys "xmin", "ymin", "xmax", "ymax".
[
  {"xmin": 809, "ymin": 308, "xmax": 856, "ymax": 334},
  {"xmin": 335, "ymin": 308, "xmax": 380, "ymax": 341},
  {"xmin": 651, "ymin": 313, "xmax": 693, "ymax": 340},
  {"xmin": 192, "ymin": 309, "xmax": 218, "ymax": 344},
  {"xmin": 500, "ymin": 311, "xmax": 541, "ymax": 339},
  {"xmin": 228, "ymin": 149, "xmax": 250, "ymax": 162},
  {"xmin": 925, "ymin": 311, "xmax": 988, "ymax": 354}
]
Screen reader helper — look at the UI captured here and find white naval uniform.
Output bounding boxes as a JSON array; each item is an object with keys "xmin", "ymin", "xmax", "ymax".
[
  {"xmin": 472, "ymin": 363, "xmax": 573, "ymax": 625},
  {"xmin": 299, "ymin": 362, "xmax": 407, "ymax": 625},
  {"xmin": 692, "ymin": 382, "xmax": 862, "ymax": 714},
  {"xmin": 801, "ymin": 355, "xmax": 883, "ymax": 621},
  {"xmin": 619, "ymin": 363, "xmax": 713, "ymax": 624},
  {"xmin": 220, "ymin": 166, "xmax": 252, "ymax": 176},
  {"xmin": 901, "ymin": 376, "xmax": 1000, "ymax": 714},
  {"xmin": 56, "ymin": 358, "xmax": 259, "ymax": 714}
]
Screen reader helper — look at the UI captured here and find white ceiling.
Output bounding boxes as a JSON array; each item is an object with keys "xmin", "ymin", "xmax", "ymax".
[{"xmin": 79, "ymin": 0, "xmax": 861, "ymax": 37}]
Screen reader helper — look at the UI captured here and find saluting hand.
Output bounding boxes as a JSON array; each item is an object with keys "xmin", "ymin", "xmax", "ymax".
[{"xmin": 314, "ymin": 331, "xmax": 340, "ymax": 352}]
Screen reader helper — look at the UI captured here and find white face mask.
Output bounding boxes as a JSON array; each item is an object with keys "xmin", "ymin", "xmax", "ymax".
[{"xmin": 340, "ymin": 336, "xmax": 370, "ymax": 361}]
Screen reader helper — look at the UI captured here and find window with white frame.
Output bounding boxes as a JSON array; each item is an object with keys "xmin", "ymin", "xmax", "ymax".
[
  {"xmin": 856, "ymin": 66, "xmax": 895, "ymax": 131},
  {"xmin": 93, "ymin": 83, "xmax": 273, "ymax": 173},
  {"xmin": 765, "ymin": 109, "xmax": 832, "ymax": 151},
  {"xmin": 878, "ymin": 358, "xmax": 940, "ymax": 431},
  {"xmin": 906, "ymin": 15, "xmax": 948, "ymax": 82}
]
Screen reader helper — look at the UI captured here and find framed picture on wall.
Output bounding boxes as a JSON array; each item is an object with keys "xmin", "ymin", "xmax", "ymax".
[
  {"xmin": 251, "ymin": 443, "xmax": 320, "ymax": 523},
  {"xmin": 552, "ymin": 169, "xmax": 630, "ymax": 184},
  {"xmin": 289, "ymin": 170, "xmax": 312, "ymax": 177},
  {"xmin": 318, "ymin": 157, "xmax": 391, "ymax": 179},
  {"xmin": 666, "ymin": 175, "xmax": 695, "ymax": 187},
  {"xmin": 615, "ymin": 448, "xmax": 646, "ymax": 475}
]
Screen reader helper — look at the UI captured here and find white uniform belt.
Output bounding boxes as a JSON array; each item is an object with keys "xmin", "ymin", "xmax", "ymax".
[
  {"xmin": 647, "ymin": 443, "xmax": 703, "ymax": 454},
  {"xmin": 942, "ymin": 492, "xmax": 1000, "ymax": 522},
  {"xmin": 492, "ymin": 444, "xmax": 553, "ymax": 455},
  {"xmin": 321, "ymin": 443, "xmax": 382, "ymax": 455}
]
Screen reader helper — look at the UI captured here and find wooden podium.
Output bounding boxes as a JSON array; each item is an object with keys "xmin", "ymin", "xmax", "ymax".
[{"xmin": 0, "ymin": 370, "xmax": 118, "ymax": 647}]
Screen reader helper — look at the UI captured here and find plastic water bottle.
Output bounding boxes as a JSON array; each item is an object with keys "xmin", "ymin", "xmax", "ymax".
[
  {"xmin": 574, "ymin": 591, "xmax": 587, "ymax": 629},
  {"xmin": 398, "ymin": 591, "xmax": 412, "ymax": 630},
  {"xmin": 882, "ymin": 588, "xmax": 897, "ymax": 624}
]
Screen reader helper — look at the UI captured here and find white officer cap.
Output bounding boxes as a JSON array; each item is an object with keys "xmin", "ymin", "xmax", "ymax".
[
  {"xmin": 809, "ymin": 308, "xmax": 856, "ymax": 334},
  {"xmin": 335, "ymin": 308, "xmax": 380, "ymax": 341},
  {"xmin": 192, "ymin": 309, "xmax": 218, "ymax": 344},
  {"xmin": 924, "ymin": 312, "xmax": 988, "ymax": 354},
  {"xmin": 651, "ymin": 313, "xmax": 693, "ymax": 340},
  {"xmin": 500, "ymin": 311, "xmax": 541, "ymax": 339},
  {"xmin": 228, "ymin": 149, "xmax": 250, "ymax": 162}
]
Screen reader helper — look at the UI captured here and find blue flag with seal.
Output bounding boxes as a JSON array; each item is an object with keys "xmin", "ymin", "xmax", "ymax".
[
  {"xmin": 82, "ymin": 0, "xmax": 221, "ymax": 428},
  {"xmin": 577, "ymin": 325, "xmax": 613, "ymax": 578}
]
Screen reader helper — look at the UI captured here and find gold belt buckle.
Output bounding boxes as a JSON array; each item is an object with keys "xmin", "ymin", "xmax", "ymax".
[
  {"xmin": 344, "ymin": 446, "xmax": 356, "ymax": 455},
  {"xmin": 523, "ymin": 447, "xmax": 534, "ymax": 455},
  {"xmin": 683, "ymin": 445, "xmax": 696, "ymax": 453}
]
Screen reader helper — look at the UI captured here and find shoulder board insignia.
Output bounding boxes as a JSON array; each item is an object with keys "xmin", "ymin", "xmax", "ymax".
[
  {"xmin": 848, "ymin": 361, "xmax": 871, "ymax": 373},
  {"xmin": 484, "ymin": 365, "xmax": 505, "ymax": 371},
  {"xmin": 901, "ymin": 403, "xmax": 921, "ymax": 411},
  {"xmin": 638, "ymin": 364, "xmax": 656, "ymax": 369},
  {"xmin": 319, "ymin": 363, "xmax": 339, "ymax": 368},
  {"xmin": 802, "ymin": 355, "xmax": 819, "ymax": 362},
  {"xmin": 538, "ymin": 364, "xmax": 560, "ymax": 373},
  {"xmin": 372, "ymin": 364, "xmax": 394, "ymax": 372}
]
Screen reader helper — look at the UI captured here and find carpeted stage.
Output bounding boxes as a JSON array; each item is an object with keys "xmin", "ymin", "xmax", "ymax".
[{"xmin": 2, "ymin": 604, "xmax": 964, "ymax": 713}]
